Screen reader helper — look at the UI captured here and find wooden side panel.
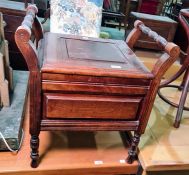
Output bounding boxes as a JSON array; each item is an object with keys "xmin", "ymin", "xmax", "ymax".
[
  {"xmin": 43, "ymin": 94, "xmax": 142, "ymax": 120},
  {"xmin": 42, "ymin": 73, "xmax": 151, "ymax": 86}
]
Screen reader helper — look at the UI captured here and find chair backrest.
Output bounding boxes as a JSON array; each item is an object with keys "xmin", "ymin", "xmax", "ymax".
[{"xmin": 50, "ymin": 0, "xmax": 103, "ymax": 37}]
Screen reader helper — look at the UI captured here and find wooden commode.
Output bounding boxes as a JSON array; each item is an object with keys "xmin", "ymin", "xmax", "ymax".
[
  {"xmin": 41, "ymin": 33, "xmax": 151, "ymax": 122},
  {"xmin": 15, "ymin": 5, "xmax": 180, "ymax": 168}
]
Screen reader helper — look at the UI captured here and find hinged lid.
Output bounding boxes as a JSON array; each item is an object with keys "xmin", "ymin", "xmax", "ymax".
[{"xmin": 41, "ymin": 32, "xmax": 153, "ymax": 79}]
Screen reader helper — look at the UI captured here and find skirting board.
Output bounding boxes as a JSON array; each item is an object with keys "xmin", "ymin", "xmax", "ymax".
[{"xmin": 0, "ymin": 70, "xmax": 29, "ymax": 151}]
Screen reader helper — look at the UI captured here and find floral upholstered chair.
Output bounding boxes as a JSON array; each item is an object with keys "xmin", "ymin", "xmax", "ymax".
[{"xmin": 50, "ymin": 0, "xmax": 103, "ymax": 37}]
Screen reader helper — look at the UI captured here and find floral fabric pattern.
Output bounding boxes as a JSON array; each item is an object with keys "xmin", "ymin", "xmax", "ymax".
[{"xmin": 50, "ymin": 0, "xmax": 103, "ymax": 37}]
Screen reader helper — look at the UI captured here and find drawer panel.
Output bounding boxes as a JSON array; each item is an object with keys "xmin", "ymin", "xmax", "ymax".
[{"xmin": 43, "ymin": 94, "xmax": 141, "ymax": 120}]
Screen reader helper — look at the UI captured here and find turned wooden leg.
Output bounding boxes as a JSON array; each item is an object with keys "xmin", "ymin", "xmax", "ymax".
[
  {"xmin": 174, "ymin": 69, "xmax": 189, "ymax": 128},
  {"xmin": 126, "ymin": 132, "xmax": 141, "ymax": 164},
  {"xmin": 179, "ymin": 68, "xmax": 189, "ymax": 90},
  {"xmin": 30, "ymin": 135, "xmax": 39, "ymax": 168}
]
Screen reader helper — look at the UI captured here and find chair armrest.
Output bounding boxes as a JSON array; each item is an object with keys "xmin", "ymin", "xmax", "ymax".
[
  {"xmin": 127, "ymin": 21, "xmax": 180, "ymax": 134},
  {"xmin": 126, "ymin": 20, "xmax": 180, "ymax": 80}
]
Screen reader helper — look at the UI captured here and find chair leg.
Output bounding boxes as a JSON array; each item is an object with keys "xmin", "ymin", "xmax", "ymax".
[
  {"xmin": 174, "ymin": 69, "xmax": 189, "ymax": 128},
  {"xmin": 30, "ymin": 134, "xmax": 40, "ymax": 168},
  {"xmin": 126, "ymin": 132, "xmax": 141, "ymax": 164},
  {"xmin": 180, "ymin": 68, "xmax": 189, "ymax": 90}
]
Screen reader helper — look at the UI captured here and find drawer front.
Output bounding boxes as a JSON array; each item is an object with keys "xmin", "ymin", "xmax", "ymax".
[{"xmin": 43, "ymin": 94, "xmax": 142, "ymax": 120}]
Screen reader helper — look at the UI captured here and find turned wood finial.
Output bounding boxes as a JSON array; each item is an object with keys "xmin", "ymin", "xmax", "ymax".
[
  {"xmin": 15, "ymin": 4, "xmax": 38, "ymax": 42},
  {"xmin": 15, "ymin": 4, "xmax": 42, "ymax": 71}
]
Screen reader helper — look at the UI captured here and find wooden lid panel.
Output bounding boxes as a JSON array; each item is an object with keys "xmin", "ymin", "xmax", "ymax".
[
  {"xmin": 66, "ymin": 39, "xmax": 126, "ymax": 63},
  {"xmin": 41, "ymin": 33, "xmax": 153, "ymax": 79}
]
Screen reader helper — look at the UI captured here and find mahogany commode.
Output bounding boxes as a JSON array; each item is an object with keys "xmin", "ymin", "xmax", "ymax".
[{"xmin": 15, "ymin": 5, "xmax": 180, "ymax": 168}]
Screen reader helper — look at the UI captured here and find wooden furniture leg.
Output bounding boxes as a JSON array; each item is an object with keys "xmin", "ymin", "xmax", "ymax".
[
  {"xmin": 127, "ymin": 132, "xmax": 141, "ymax": 164},
  {"xmin": 29, "ymin": 71, "xmax": 41, "ymax": 167},
  {"xmin": 174, "ymin": 68, "xmax": 189, "ymax": 127},
  {"xmin": 158, "ymin": 65, "xmax": 189, "ymax": 128},
  {"xmin": 158, "ymin": 9, "xmax": 189, "ymax": 128},
  {"xmin": 30, "ymin": 135, "xmax": 39, "ymax": 168}
]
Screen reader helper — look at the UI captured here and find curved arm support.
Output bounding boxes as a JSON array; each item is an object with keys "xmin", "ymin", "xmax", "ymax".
[
  {"xmin": 126, "ymin": 21, "xmax": 180, "ymax": 134},
  {"xmin": 138, "ymin": 43, "xmax": 179, "ymax": 134},
  {"xmin": 126, "ymin": 20, "xmax": 180, "ymax": 80},
  {"xmin": 14, "ymin": 4, "xmax": 43, "ymax": 71},
  {"xmin": 152, "ymin": 43, "xmax": 180, "ymax": 79},
  {"xmin": 15, "ymin": 4, "xmax": 42, "ymax": 141}
]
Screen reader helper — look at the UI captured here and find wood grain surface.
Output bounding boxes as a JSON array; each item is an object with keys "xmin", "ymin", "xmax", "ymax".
[
  {"xmin": 0, "ymin": 99, "xmax": 139, "ymax": 175},
  {"xmin": 15, "ymin": 5, "xmax": 180, "ymax": 167}
]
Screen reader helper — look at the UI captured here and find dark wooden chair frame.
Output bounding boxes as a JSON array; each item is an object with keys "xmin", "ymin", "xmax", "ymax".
[
  {"xmin": 15, "ymin": 5, "xmax": 180, "ymax": 168},
  {"xmin": 158, "ymin": 9, "xmax": 189, "ymax": 128}
]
